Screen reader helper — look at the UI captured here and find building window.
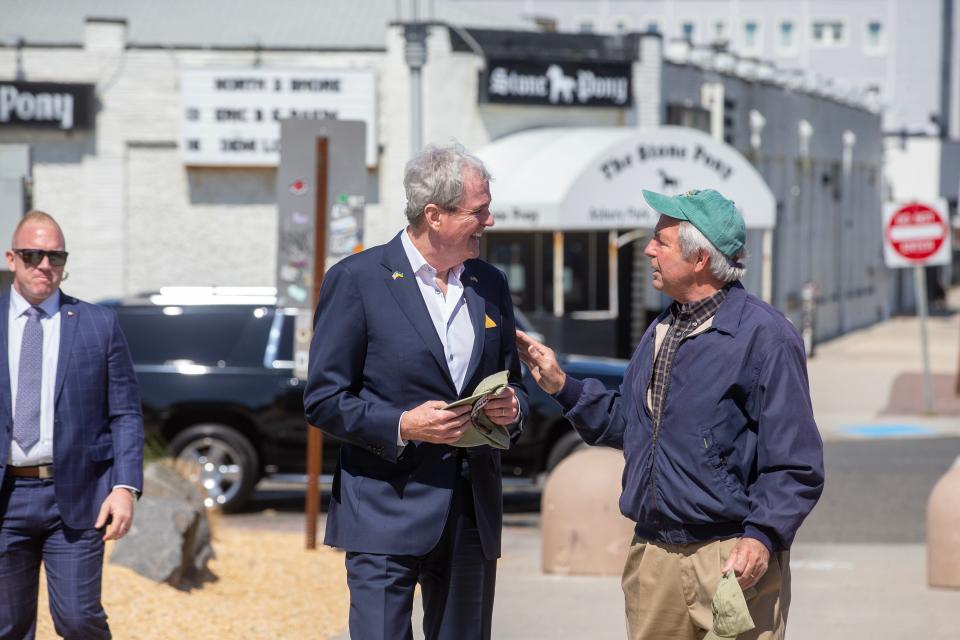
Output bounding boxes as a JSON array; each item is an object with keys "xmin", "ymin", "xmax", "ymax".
[
  {"xmin": 577, "ymin": 18, "xmax": 594, "ymax": 34},
  {"xmin": 713, "ymin": 20, "xmax": 727, "ymax": 43},
  {"xmin": 481, "ymin": 232, "xmax": 610, "ymax": 315},
  {"xmin": 563, "ymin": 232, "xmax": 609, "ymax": 313},
  {"xmin": 484, "ymin": 233, "xmax": 542, "ymax": 311},
  {"xmin": 864, "ymin": 20, "xmax": 885, "ymax": 53},
  {"xmin": 613, "ymin": 17, "xmax": 632, "ymax": 34},
  {"xmin": 666, "ymin": 104, "xmax": 711, "ymax": 134},
  {"xmin": 743, "ymin": 20, "xmax": 761, "ymax": 52},
  {"xmin": 812, "ymin": 20, "xmax": 846, "ymax": 46},
  {"xmin": 646, "ymin": 21, "xmax": 660, "ymax": 34},
  {"xmin": 778, "ymin": 20, "xmax": 796, "ymax": 51},
  {"xmin": 681, "ymin": 20, "xmax": 696, "ymax": 42}
]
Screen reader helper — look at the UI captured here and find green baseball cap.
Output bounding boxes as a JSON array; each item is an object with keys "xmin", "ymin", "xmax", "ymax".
[
  {"xmin": 445, "ymin": 370, "xmax": 511, "ymax": 450},
  {"xmin": 704, "ymin": 571, "xmax": 756, "ymax": 640},
  {"xmin": 642, "ymin": 188, "xmax": 746, "ymax": 259}
]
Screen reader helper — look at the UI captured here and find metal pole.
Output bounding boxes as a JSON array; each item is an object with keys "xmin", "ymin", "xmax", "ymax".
[
  {"xmin": 305, "ymin": 137, "xmax": 330, "ymax": 550},
  {"xmin": 914, "ymin": 265, "xmax": 935, "ymax": 413},
  {"xmin": 305, "ymin": 428, "xmax": 323, "ymax": 549},
  {"xmin": 404, "ymin": 23, "xmax": 428, "ymax": 155}
]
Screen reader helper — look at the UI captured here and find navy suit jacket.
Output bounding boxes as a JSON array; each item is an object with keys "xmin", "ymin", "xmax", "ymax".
[
  {"xmin": 0, "ymin": 291, "xmax": 144, "ymax": 529},
  {"xmin": 304, "ymin": 232, "xmax": 528, "ymax": 559}
]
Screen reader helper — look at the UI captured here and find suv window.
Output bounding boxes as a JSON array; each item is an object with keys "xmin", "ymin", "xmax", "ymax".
[
  {"xmin": 116, "ymin": 305, "xmax": 273, "ymax": 366},
  {"xmin": 277, "ymin": 314, "xmax": 295, "ymax": 363}
]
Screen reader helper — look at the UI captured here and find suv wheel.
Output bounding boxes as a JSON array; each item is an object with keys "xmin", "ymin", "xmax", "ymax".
[
  {"xmin": 169, "ymin": 424, "xmax": 259, "ymax": 512},
  {"xmin": 545, "ymin": 429, "xmax": 587, "ymax": 472}
]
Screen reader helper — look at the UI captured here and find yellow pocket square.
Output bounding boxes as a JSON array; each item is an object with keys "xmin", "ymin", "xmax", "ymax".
[{"xmin": 484, "ymin": 314, "xmax": 497, "ymax": 329}]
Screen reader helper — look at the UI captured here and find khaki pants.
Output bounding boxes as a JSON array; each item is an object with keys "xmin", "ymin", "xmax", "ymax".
[{"xmin": 622, "ymin": 536, "xmax": 790, "ymax": 640}]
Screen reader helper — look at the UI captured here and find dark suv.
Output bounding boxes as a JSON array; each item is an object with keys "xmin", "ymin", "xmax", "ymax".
[{"xmin": 105, "ymin": 288, "xmax": 626, "ymax": 511}]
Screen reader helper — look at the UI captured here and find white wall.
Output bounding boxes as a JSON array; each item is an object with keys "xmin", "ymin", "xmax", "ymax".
[
  {"xmin": 884, "ymin": 136, "xmax": 944, "ymax": 202},
  {"xmin": 0, "ymin": 29, "xmax": 384, "ymax": 301}
]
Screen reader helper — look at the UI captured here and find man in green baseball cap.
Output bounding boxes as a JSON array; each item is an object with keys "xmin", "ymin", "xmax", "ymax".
[{"xmin": 516, "ymin": 185, "xmax": 823, "ymax": 639}]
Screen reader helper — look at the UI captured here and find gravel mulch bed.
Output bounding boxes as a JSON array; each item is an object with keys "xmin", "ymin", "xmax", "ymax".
[{"xmin": 35, "ymin": 525, "xmax": 349, "ymax": 639}]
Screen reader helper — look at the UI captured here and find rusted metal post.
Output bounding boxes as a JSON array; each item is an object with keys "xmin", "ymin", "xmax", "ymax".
[{"xmin": 304, "ymin": 137, "xmax": 329, "ymax": 550}]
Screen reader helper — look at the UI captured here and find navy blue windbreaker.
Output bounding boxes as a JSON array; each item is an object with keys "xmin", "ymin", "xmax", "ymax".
[{"xmin": 554, "ymin": 282, "xmax": 824, "ymax": 551}]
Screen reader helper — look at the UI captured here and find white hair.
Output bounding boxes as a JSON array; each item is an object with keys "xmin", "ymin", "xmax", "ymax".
[
  {"xmin": 403, "ymin": 143, "xmax": 491, "ymax": 225},
  {"xmin": 677, "ymin": 221, "xmax": 747, "ymax": 283}
]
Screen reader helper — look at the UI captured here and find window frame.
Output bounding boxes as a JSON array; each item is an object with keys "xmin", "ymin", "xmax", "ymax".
[
  {"xmin": 863, "ymin": 19, "xmax": 886, "ymax": 55},
  {"xmin": 679, "ymin": 17, "xmax": 698, "ymax": 43},
  {"xmin": 810, "ymin": 19, "xmax": 848, "ymax": 47},
  {"xmin": 611, "ymin": 15, "xmax": 633, "ymax": 34},
  {"xmin": 741, "ymin": 17, "xmax": 763, "ymax": 54},
  {"xmin": 776, "ymin": 19, "xmax": 799, "ymax": 56},
  {"xmin": 575, "ymin": 16, "xmax": 595, "ymax": 34}
]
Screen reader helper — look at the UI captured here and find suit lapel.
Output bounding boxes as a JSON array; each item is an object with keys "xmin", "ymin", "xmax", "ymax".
[
  {"xmin": 0, "ymin": 293, "xmax": 10, "ymax": 421},
  {"xmin": 461, "ymin": 265, "xmax": 487, "ymax": 389},
  {"xmin": 382, "ymin": 233, "xmax": 456, "ymax": 389},
  {"xmin": 55, "ymin": 294, "xmax": 78, "ymax": 403}
]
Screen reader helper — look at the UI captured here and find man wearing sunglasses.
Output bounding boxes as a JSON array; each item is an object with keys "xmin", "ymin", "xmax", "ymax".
[{"xmin": 0, "ymin": 211, "xmax": 143, "ymax": 639}]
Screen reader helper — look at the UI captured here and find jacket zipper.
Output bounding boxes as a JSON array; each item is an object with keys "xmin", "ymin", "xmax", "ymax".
[{"xmin": 646, "ymin": 327, "xmax": 690, "ymax": 525}]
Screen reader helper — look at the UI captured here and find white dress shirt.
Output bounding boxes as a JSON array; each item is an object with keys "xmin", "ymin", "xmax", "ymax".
[
  {"xmin": 400, "ymin": 229, "xmax": 476, "ymax": 394},
  {"xmin": 397, "ymin": 229, "xmax": 477, "ymax": 445},
  {"xmin": 8, "ymin": 287, "xmax": 61, "ymax": 466}
]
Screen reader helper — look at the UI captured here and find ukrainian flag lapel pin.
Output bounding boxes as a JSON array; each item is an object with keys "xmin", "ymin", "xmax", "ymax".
[{"xmin": 391, "ymin": 271, "xmax": 404, "ymax": 280}]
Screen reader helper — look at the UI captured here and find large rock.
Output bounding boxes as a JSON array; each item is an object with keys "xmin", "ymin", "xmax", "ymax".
[{"xmin": 110, "ymin": 461, "xmax": 216, "ymax": 589}]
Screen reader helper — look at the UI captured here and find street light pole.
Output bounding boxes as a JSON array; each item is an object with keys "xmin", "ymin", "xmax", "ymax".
[{"xmin": 404, "ymin": 22, "xmax": 428, "ymax": 156}]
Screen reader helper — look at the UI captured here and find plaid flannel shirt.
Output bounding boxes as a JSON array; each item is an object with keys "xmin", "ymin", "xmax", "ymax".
[{"xmin": 649, "ymin": 287, "xmax": 728, "ymax": 426}]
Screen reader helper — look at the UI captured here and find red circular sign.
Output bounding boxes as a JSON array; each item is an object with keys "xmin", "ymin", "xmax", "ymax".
[{"xmin": 885, "ymin": 202, "xmax": 947, "ymax": 261}]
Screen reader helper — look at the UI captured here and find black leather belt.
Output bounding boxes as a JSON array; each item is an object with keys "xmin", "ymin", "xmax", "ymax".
[{"xmin": 7, "ymin": 465, "xmax": 54, "ymax": 479}]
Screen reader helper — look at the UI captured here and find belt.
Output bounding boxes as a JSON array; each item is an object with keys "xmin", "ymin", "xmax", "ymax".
[{"xmin": 6, "ymin": 465, "xmax": 54, "ymax": 479}]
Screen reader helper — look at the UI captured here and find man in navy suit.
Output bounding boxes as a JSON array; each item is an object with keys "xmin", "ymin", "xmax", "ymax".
[
  {"xmin": 304, "ymin": 144, "xmax": 528, "ymax": 639},
  {"xmin": 0, "ymin": 211, "xmax": 143, "ymax": 639}
]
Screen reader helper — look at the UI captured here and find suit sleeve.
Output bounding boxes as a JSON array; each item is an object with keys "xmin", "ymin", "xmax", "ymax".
[
  {"xmin": 106, "ymin": 310, "xmax": 145, "ymax": 491},
  {"xmin": 495, "ymin": 269, "xmax": 528, "ymax": 442},
  {"xmin": 303, "ymin": 263, "xmax": 404, "ymax": 463},
  {"xmin": 743, "ymin": 337, "xmax": 825, "ymax": 551}
]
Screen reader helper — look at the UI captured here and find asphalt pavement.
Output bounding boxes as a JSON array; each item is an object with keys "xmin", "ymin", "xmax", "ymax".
[{"xmin": 229, "ymin": 296, "xmax": 960, "ymax": 639}]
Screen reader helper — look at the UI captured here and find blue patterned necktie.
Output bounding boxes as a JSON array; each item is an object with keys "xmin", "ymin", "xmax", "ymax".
[{"xmin": 13, "ymin": 306, "xmax": 44, "ymax": 451}]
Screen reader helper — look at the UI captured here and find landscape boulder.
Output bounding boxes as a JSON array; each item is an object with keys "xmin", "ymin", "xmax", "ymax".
[{"xmin": 110, "ymin": 460, "xmax": 216, "ymax": 589}]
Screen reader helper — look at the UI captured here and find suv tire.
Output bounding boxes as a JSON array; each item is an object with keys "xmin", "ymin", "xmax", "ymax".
[
  {"xmin": 169, "ymin": 423, "xmax": 259, "ymax": 513},
  {"xmin": 545, "ymin": 429, "xmax": 587, "ymax": 472}
]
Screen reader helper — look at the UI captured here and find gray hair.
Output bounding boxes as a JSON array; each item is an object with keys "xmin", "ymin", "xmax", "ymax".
[
  {"xmin": 403, "ymin": 143, "xmax": 491, "ymax": 225},
  {"xmin": 677, "ymin": 221, "xmax": 746, "ymax": 283}
]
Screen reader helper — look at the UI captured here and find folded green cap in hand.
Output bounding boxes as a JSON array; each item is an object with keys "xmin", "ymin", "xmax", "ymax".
[
  {"xmin": 445, "ymin": 370, "xmax": 512, "ymax": 450},
  {"xmin": 704, "ymin": 571, "xmax": 756, "ymax": 640}
]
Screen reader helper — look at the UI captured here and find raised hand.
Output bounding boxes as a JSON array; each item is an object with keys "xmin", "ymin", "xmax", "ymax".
[{"xmin": 515, "ymin": 330, "xmax": 566, "ymax": 395}]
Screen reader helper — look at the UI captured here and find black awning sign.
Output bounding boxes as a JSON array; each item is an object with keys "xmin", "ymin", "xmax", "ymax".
[
  {"xmin": 0, "ymin": 81, "xmax": 96, "ymax": 130},
  {"xmin": 480, "ymin": 60, "xmax": 632, "ymax": 107}
]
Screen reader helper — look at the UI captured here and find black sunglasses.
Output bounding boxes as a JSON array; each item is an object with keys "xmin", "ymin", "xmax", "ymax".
[{"xmin": 13, "ymin": 249, "xmax": 69, "ymax": 267}]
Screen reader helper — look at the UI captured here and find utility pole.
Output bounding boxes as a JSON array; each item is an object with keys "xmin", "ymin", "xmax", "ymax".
[{"xmin": 403, "ymin": 0, "xmax": 428, "ymax": 155}]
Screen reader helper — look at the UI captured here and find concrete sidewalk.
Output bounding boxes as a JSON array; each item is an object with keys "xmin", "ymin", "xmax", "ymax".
[
  {"xmin": 475, "ymin": 528, "xmax": 958, "ymax": 640},
  {"xmin": 808, "ymin": 301, "xmax": 960, "ymax": 441}
]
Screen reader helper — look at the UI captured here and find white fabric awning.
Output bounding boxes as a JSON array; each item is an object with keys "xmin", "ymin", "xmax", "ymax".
[{"xmin": 475, "ymin": 126, "xmax": 776, "ymax": 231}]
